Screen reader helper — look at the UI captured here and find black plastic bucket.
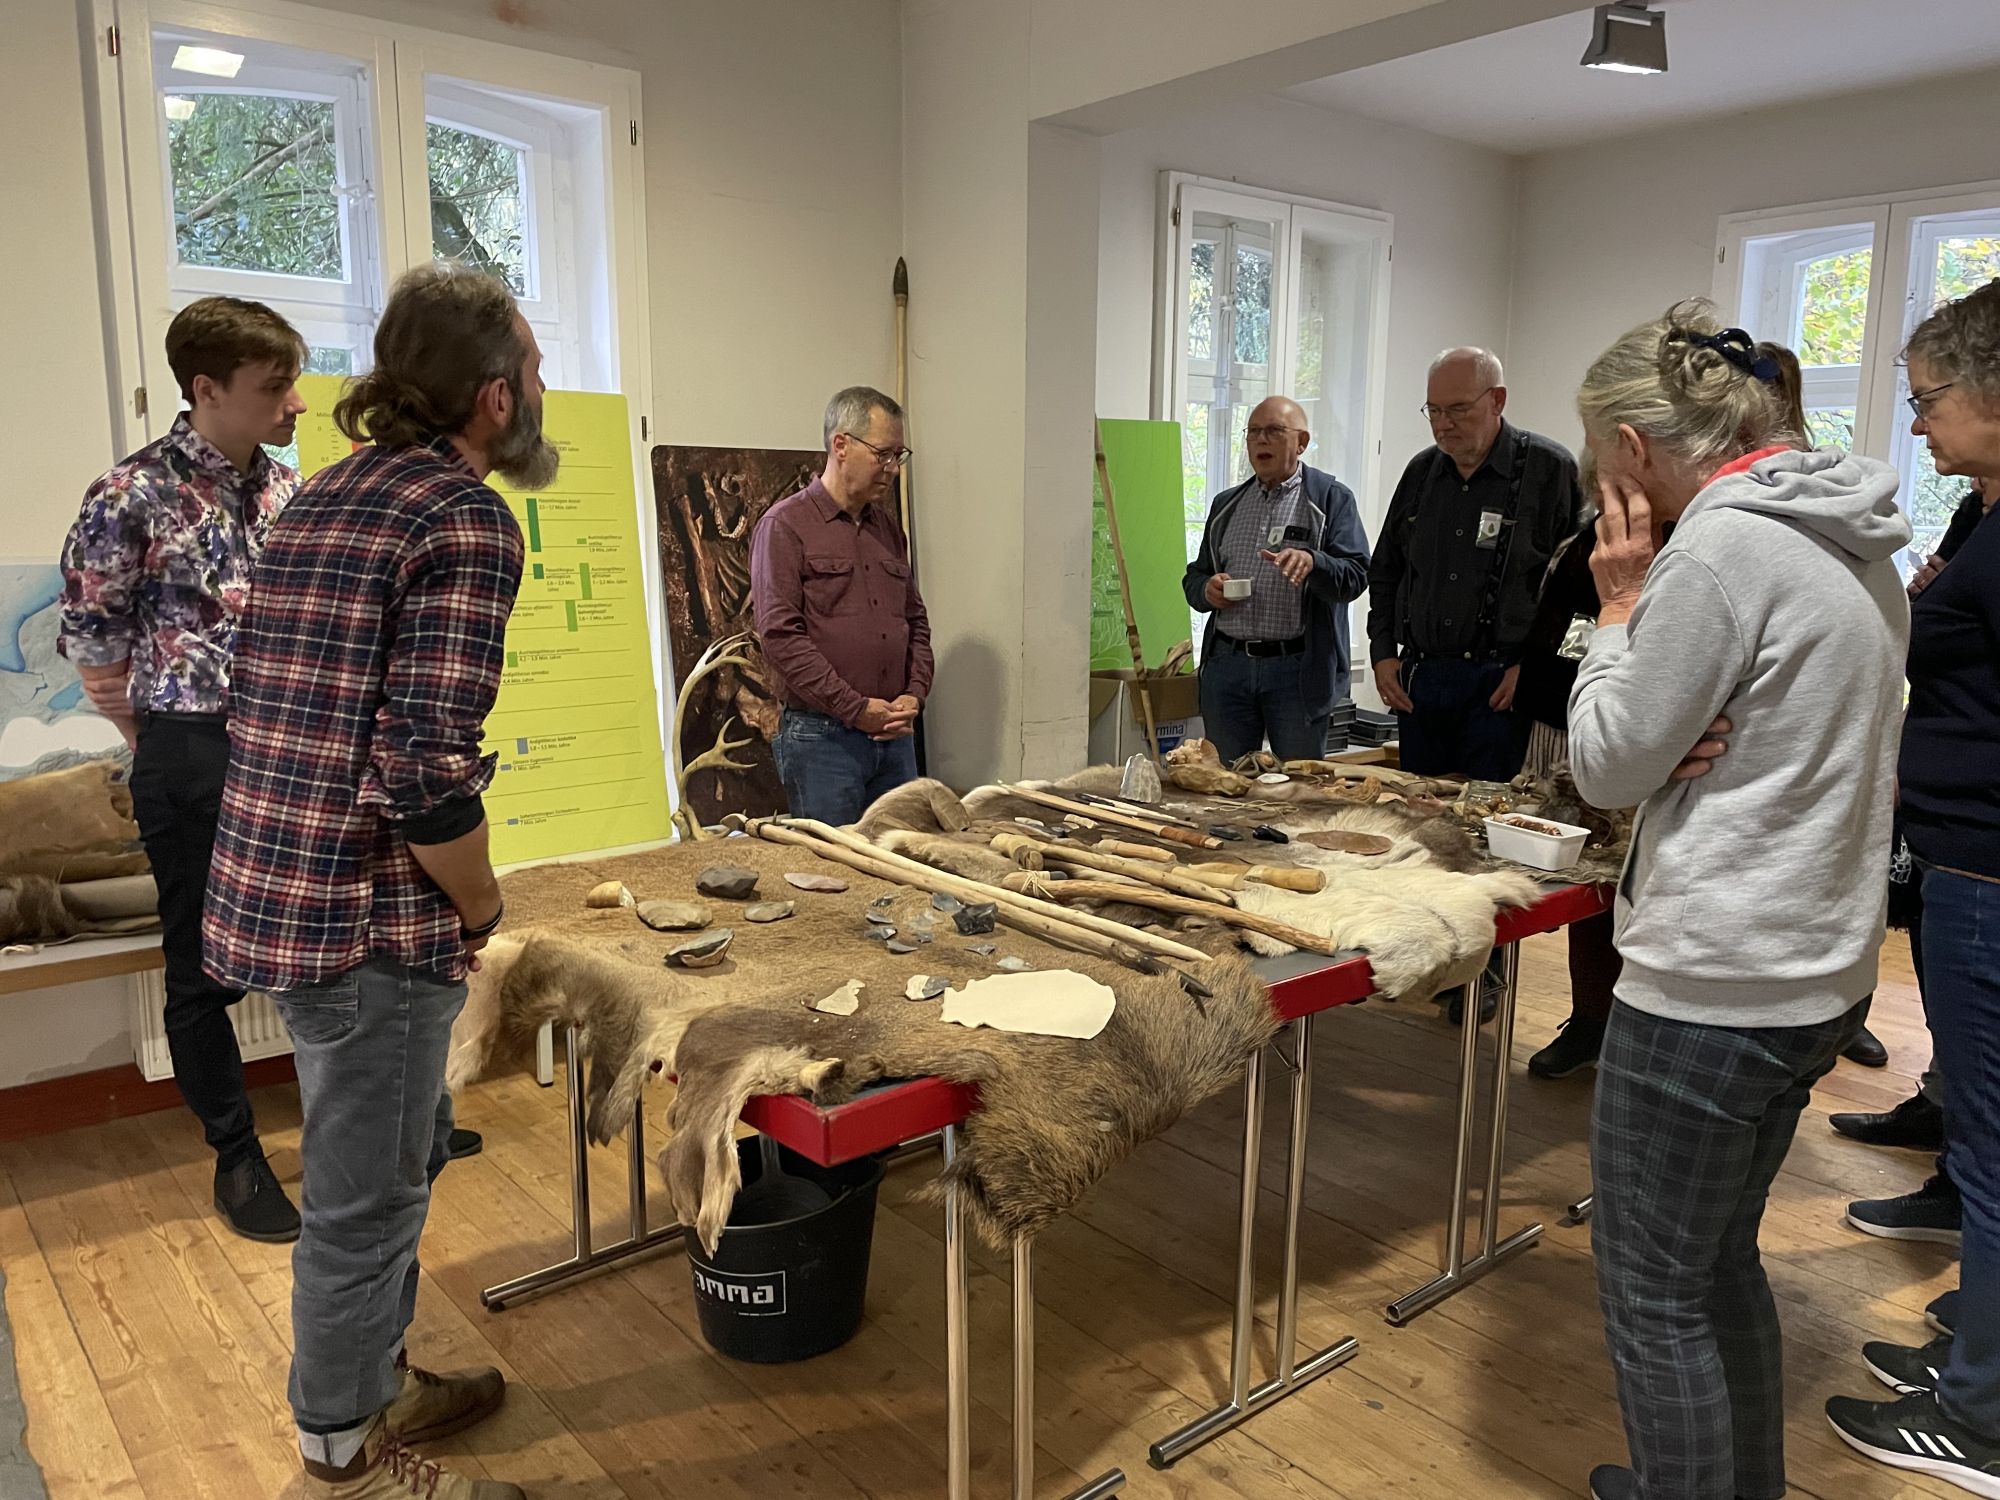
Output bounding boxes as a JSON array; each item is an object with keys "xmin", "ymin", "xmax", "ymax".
[{"xmin": 685, "ymin": 1139, "xmax": 885, "ymax": 1363}]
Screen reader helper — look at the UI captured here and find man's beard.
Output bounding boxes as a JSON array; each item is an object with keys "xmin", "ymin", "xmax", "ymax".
[{"xmin": 489, "ymin": 387, "xmax": 560, "ymax": 489}]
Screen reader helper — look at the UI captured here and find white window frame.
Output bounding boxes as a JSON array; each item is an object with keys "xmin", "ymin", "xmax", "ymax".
[
  {"xmin": 1154, "ymin": 173, "xmax": 1394, "ymax": 533},
  {"xmin": 86, "ymin": 0, "xmax": 662, "ymax": 744},
  {"xmin": 1154, "ymin": 172, "xmax": 1393, "ymax": 669},
  {"xmin": 1717, "ymin": 178, "xmax": 2000, "ymax": 564},
  {"xmin": 1881, "ymin": 194, "xmax": 2000, "ymax": 533},
  {"xmin": 116, "ymin": 1, "xmax": 409, "ymax": 438},
  {"xmin": 1714, "ymin": 203, "xmax": 1892, "ymax": 453}
]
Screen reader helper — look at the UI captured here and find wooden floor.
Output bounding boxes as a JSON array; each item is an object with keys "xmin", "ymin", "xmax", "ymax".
[{"xmin": 0, "ymin": 931, "xmax": 1964, "ymax": 1499}]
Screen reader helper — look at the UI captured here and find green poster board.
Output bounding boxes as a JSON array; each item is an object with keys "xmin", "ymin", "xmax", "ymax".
[{"xmin": 1091, "ymin": 419, "xmax": 1192, "ymax": 672}]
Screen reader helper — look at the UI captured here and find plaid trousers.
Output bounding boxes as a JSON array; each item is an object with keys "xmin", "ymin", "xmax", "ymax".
[{"xmin": 1592, "ymin": 996, "xmax": 1867, "ymax": 1500}]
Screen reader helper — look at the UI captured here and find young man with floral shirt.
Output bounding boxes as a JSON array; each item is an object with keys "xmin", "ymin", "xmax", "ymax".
[{"xmin": 58, "ymin": 296, "xmax": 308, "ymax": 1243}]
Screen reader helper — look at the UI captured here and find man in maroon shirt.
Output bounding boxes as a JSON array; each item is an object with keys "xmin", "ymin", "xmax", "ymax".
[{"xmin": 751, "ymin": 386, "xmax": 932, "ymax": 823}]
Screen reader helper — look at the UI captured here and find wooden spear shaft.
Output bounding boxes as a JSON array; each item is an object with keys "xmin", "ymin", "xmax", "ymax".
[{"xmin": 893, "ymin": 257, "xmax": 913, "ymax": 554}]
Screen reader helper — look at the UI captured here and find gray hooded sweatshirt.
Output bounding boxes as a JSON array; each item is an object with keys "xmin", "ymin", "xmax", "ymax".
[{"xmin": 1568, "ymin": 447, "xmax": 1911, "ymax": 1027}]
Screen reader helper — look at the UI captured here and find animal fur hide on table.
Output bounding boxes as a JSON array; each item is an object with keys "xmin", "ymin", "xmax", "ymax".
[
  {"xmin": 454, "ymin": 839, "xmax": 1275, "ymax": 1253},
  {"xmin": 871, "ymin": 775, "xmax": 1547, "ymax": 1003}
]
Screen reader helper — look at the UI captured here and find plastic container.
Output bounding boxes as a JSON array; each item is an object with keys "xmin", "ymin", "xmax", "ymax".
[
  {"xmin": 1483, "ymin": 814, "xmax": 1591, "ymax": 872},
  {"xmin": 685, "ymin": 1138, "xmax": 884, "ymax": 1363}
]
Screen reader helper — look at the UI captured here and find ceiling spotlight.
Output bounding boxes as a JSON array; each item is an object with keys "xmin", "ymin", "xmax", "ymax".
[
  {"xmin": 1580, "ymin": 3, "xmax": 1667, "ymax": 75},
  {"xmin": 171, "ymin": 44, "xmax": 245, "ymax": 78}
]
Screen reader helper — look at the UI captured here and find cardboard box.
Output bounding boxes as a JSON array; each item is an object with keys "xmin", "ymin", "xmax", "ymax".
[
  {"xmin": 1086, "ymin": 672, "xmax": 1203, "ymax": 763},
  {"xmin": 1088, "ymin": 670, "xmax": 1200, "ymax": 726}
]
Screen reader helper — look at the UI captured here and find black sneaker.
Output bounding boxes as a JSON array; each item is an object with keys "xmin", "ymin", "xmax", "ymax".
[
  {"xmin": 1588, "ymin": 1465, "xmax": 1636, "ymax": 1500},
  {"xmin": 1444, "ymin": 984, "xmax": 1501, "ymax": 1026},
  {"xmin": 1844, "ymin": 1025, "xmax": 1891, "ymax": 1068},
  {"xmin": 214, "ymin": 1154, "xmax": 301, "ymax": 1243},
  {"xmin": 1831, "ymin": 1091, "xmax": 1946, "ymax": 1151},
  {"xmin": 1932, "ymin": 1290, "xmax": 1961, "ymax": 1338},
  {"xmin": 1529, "ymin": 1019, "xmax": 1605, "ymax": 1080},
  {"xmin": 1827, "ymin": 1389, "xmax": 2000, "ymax": 1498},
  {"xmin": 447, "ymin": 1127, "xmax": 484, "ymax": 1161},
  {"xmin": 1864, "ymin": 1335, "xmax": 1953, "ymax": 1395},
  {"xmin": 1848, "ymin": 1175, "xmax": 1963, "ymax": 1246}
]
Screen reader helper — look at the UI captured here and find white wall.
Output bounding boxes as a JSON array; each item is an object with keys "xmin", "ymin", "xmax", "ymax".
[
  {"xmin": 1507, "ymin": 65, "xmax": 2000, "ymax": 454},
  {"xmin": 2, "ymin": 0, "xmax": 902, "ymax": 1085},
  {"xmin": 1097, "ymin": 93, "xmax": 1521, "ymax": 525}
]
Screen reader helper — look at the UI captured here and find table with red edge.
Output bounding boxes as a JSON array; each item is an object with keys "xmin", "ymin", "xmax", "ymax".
[{"xmin": 482, "ymin": 882, "xmax": 1612, "ymax": 1500}]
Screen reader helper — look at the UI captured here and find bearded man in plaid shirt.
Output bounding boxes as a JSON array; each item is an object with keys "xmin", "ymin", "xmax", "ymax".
[{"xmin": 205, "ymin": 264, "xmax": 551, "ymax": 1500}]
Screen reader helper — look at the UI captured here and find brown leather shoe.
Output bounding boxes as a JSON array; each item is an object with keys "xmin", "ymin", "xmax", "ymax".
[
  {"xmin": 383, "ymin": 1359, "xmax": 506, "ymax": 1444},
  {"xmin": 301, "ymin": 1417, "xmax": 525, "ymax": 1498}
]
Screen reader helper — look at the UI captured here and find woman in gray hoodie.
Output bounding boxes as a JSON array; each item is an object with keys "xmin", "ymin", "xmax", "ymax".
[{"xmin": 1566, "ymin": 300, "xmax": 1911, "ymax": 1500}]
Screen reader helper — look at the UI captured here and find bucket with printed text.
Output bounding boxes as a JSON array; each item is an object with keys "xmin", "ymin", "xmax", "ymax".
[{"xmin": 685, "ymin": 1137, "xmax": 884, "ymax": 1362}]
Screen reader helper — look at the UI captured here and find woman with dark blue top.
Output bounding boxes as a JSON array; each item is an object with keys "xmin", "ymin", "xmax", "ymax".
[{"xmin": 1828, "ymin": 277, "xmax": 2000, "ymax": 1494}]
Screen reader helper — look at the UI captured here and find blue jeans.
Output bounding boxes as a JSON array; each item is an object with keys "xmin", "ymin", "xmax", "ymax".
[
  {"xmin": 1922, "ymin": 866, "xmax": 2000, "ymax": 1437},
  {"xmin": 773, "ymin": 707, "xmax": 918, "ymax": 825},
  {"xmin": 1397, "ymin": 654, "xmax": 1530, "ymax": 781},
  {"xmin": 276, "ymin": 957, "xmax": 464, "ymax": 1450},
  {"xmin": 1196, "ymin": 642, "xmax": 1328, "ymax": 764}
]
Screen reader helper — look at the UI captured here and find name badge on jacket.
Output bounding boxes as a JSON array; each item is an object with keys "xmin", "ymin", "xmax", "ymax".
[
  {"xmin": 1267, "ymin": 523, "xmax": 1313, "ymax": 548},
  {"xmin": 1475, "ymin": 510, "xmax": 1505, "ymax": 551}
]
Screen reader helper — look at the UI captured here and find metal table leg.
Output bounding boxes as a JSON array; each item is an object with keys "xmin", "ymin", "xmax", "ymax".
[
  {"xmin": 1011, "ymin": 1234, "xmax": 1125, "ymax": 1499},
  {"xmin": 481, "ymin": 1025, "xmax": 688, "ymax": 1310},
  {"xmin": 1150, "ymin": 1016, "xmax": 1360, "ymax": 1468},
  {"xmin": 1385, "ymin": 943, "xmax": 1543, "ymax": 1324},
  {"xmin": 942, "ymin": 1125, "xmax": 972, "ymax": 1500},
  {"xmin": 1564, "ymin": 1194, "xmax": 1594, "ymax": 1226}
]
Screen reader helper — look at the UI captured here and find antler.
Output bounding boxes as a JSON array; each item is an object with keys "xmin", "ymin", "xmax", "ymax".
[{"xmin": 670, "ymin": 632, "xmax": 757, "ymax": 841}]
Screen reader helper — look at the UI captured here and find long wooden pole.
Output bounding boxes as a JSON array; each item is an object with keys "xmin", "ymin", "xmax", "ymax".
[
  {"xmin": 998, "ymin": 784, "xmax": 1222, "ymax": 850},
  {"xmin": 1002, "ymin": 877, "xmax": 1343, "ymax": 956},
  {"xmin": 763, "ymin": 818, "xmax": 1210, "ymax": 964},
  {"xmin": 1095, "ymin": 419, "xmax": 1162, "ymax": 763},
  {"xmin": 894, "ymin": 257, "xmax": 913, "ymax": 552}
]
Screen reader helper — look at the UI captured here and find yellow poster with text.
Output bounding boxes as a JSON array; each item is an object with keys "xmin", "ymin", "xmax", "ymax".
[{"xmin": 291, "ymin": 376, "xmax": 671, "ymax": 864}]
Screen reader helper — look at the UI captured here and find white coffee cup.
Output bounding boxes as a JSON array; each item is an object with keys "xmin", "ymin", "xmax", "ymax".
[{"xmin": 1221, "ymin": 578, "xmax": 1253, "ymax": 601}]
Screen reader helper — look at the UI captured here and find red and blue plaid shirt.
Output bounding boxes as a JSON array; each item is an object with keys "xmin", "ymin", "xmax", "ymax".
[{"xmin": 203, "ymin": 439, "xmax": 524, "ymax": 991}]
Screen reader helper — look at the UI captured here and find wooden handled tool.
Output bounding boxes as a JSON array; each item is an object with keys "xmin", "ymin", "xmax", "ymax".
[{"xmin": 1187, "ymin": 862, "xmax": 1326, "ymax": 894}]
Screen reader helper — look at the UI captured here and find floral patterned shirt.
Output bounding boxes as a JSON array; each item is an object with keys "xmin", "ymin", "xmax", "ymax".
[{"xmin": 58, "ymin": 415, "xmax": 297, "ymax": 716}]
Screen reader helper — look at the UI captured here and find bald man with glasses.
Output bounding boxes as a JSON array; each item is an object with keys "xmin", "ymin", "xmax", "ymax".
[
  {"xmin": 1366, "ymin": 347, "xmax": 1581, "ymax": 780},
  {"xmin": 1183, "ymin": 395, "xmax": 1371, "ymax": 763}
]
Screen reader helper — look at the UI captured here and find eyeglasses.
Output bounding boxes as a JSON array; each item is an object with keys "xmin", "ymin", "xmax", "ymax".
[
  {"xmin": 1421, "ymin": 389, "xmax": 1496, "ymax": 422},
  {"xmin": 1907, "ymin": 381, "xmax": 1957, "ymax": 420},
  {"xmin": 1244, "ymin": 424, "xmax": 1300, "ymax": 442},
  {"xmin": 842, "ymin": 433, "xmax": 912, "ymax": 468}
]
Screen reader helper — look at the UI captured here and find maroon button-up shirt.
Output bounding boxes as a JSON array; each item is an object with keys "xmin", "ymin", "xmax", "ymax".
[{"xmin": 750, "ymin": 477, "xmax": 933, "ymax": 727}]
